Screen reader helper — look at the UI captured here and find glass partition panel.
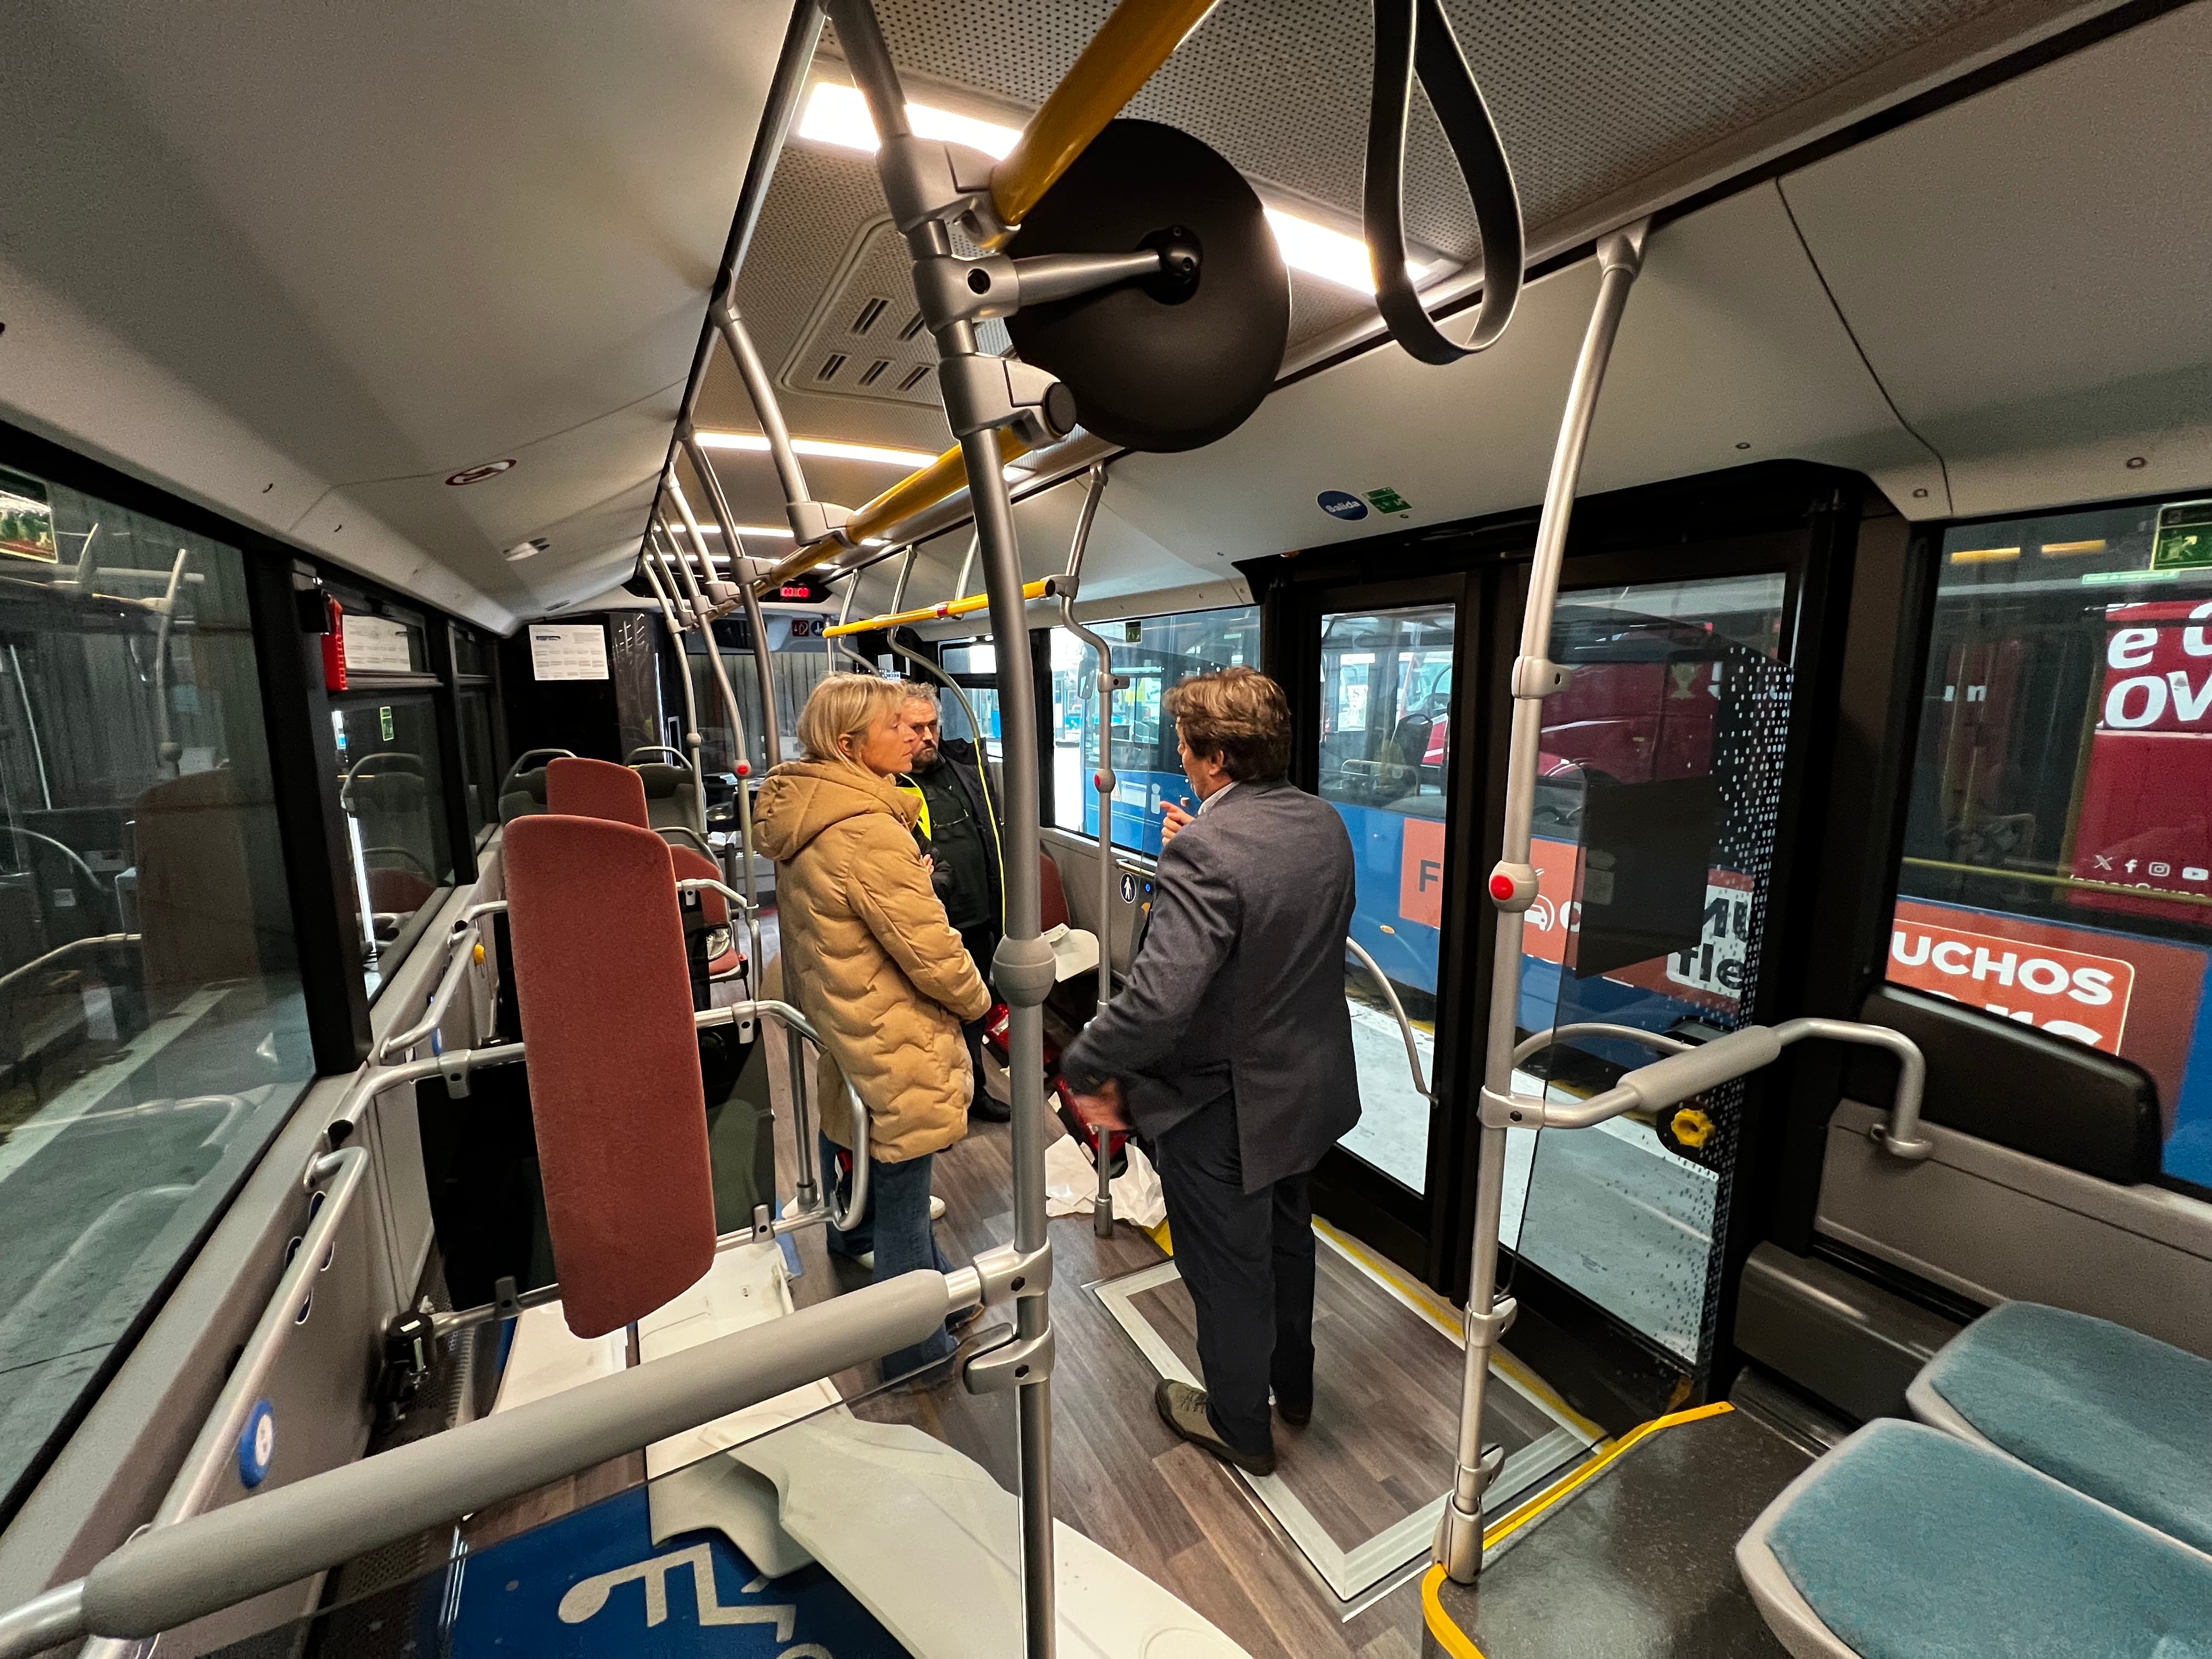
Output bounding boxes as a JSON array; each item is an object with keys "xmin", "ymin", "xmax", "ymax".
[
  {"xmin": 1318, "ymin": 601, "xmax": 1454, "ymax": 1195},
  {"xmin": 1506, "ymin": 573, "xmax": 1791, "ymax": 1366},
  {"xmin": 0, "ymin": 459, "xmax": 314, "ymax": 1522},
  {"xmin": 1891, "ymin": 496, "xmax": 2212, "ymax": 1192}
]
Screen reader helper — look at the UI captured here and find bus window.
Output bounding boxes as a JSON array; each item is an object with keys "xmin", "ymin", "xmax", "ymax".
[
  {"xmin": 1318, "ymin": 601, "xmax": 1456, "ymax": 1194},
  {"xmin": 0, "ymin": 459, "xmax": 314, "ymax": 1519},
  {"xmin": 1070, "ymin": 606, "xmax": 1258, "ymax": 857},
  {"xmin": 1893, "ymin": 495, "xmax": 2212, "ymax": 1192}
]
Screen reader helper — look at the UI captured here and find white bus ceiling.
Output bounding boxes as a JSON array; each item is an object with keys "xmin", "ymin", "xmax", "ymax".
[{"xmin": 4, "ymin": 1, "xmax": 2207, "ymax": 633}]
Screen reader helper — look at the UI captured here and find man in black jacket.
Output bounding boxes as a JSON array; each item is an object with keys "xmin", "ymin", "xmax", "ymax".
[
  {"xmin": 899, "ymin": 682, "xmax": 1010, "ymax": 1122},
  {"xmin": 1063, "ymin": 667, "xmax": 1361, "ymax": 1476}
]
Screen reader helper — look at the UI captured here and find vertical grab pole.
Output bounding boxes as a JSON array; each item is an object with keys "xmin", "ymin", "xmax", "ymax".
[
  {"xmin": 680, "ymin": 431, "xmax": 790, "ymax": 771},
  {"xmin": 824, "ymin": 3, "xmax": 1057, "ymax": 1650},
  {"xmin": 640, "ymin": 550, "xmax": 709, "ymax": 828},
  {"xmin": 1054, "ymin": 468, "xmax": 1119, "ymax": 1237},
  {"xmin": 1436, "ymin": 221, "xmax": 1650, "ymax": 1588}
]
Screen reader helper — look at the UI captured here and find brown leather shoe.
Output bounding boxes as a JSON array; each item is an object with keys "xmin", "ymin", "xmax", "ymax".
[{"xmin": 1155, "ymin": 1380, "xmax": 1275, "ymax": 1475}]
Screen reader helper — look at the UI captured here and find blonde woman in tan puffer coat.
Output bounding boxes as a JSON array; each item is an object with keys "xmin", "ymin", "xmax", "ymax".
[{"xmin": 753, "ymin": 673, "xmax": 993, "ymax": 1379}]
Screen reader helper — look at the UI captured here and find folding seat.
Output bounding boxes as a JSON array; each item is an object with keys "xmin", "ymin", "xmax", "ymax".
[
  {"xmin": 1906, "ymin": 1299, "xmax": 2212, "ymax": 1554},
  {"xmin": 1737, "ymin": 1418, "xmax": 2212, "ymax": 1658}
]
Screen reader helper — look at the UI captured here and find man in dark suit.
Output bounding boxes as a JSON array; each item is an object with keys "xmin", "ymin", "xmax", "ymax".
[{"xmin": 1063, "ymin": 666, "xmax": 1360, "ymax": 1476}]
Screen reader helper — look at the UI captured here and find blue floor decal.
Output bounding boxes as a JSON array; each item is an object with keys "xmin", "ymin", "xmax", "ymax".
[{"xmin": 452, "ymin": 1485, "xmax": 909, "ymax": 1658}]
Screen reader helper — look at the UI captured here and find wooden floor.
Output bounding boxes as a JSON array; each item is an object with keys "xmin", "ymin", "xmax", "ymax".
[
  {"xmin": 1126, "ymin": 1242, "xmax": 1561, "ymax": 1552},
  {"xmin": 754, "ymin": 963, "xmax": 1434, "ymax": 1657}
]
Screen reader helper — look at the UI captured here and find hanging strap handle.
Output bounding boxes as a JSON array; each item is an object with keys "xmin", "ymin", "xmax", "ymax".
[{"xmin": 1364, "ymin": 0, "xmax": 1525, "ymax": 365}]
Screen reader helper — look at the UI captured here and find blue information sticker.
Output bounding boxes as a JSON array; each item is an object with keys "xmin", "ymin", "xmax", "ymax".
[
  {"xmin": 1316, "ymin": 490, "xmax": 1369, "ymax": 521},
  {"xmin": 238, "ymin": 1400, "xmax": 276, "ymax": 1488}
]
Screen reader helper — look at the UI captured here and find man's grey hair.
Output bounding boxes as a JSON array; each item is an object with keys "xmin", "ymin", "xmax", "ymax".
[{"xmin": 900, "ymin": 680, "xmax": 941, "ymax": 712}]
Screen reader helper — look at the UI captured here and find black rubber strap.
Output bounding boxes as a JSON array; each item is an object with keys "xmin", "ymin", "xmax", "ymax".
[{"xmin": 1364, "ymin": 0, "xmax": 1525, "ymax": 365}]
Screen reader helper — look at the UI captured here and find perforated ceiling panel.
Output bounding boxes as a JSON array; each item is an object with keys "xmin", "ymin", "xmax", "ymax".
[{"xmin": 845, "ymin": 0, "xmax": 2035, "ymax": 265}]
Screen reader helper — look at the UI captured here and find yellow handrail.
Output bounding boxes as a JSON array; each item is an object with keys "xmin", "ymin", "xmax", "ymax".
[
  {"xmin": 825, "ymin": 577, "xmax": 1052, "ymax": 637},
  {"xmin": 752, "ymin": 428, "xmax": 1033, "ymax": 594},
  {"xmin": 983, "ymin": 0, "xmax": 1220, "ymax": 245}
]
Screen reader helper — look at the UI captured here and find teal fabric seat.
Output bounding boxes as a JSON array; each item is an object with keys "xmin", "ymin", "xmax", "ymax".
[
  {"xmin": 1908, "ymin": 1300, "xmax": 2212, "ymax": 1554},
  {"xmin": 1737, "ymin": 1419, "xmax": 2212, "ymax": 1658}
]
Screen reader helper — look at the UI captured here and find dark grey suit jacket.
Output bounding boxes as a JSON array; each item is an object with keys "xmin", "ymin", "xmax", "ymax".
[{"xmin": 1061, "ymin": 777, "xmax": 1361, "ymax": 1193}]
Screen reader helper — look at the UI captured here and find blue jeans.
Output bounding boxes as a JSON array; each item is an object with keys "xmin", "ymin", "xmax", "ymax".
[{"xmin": 820, "ymin": 1134, "xmax": 958, "ymax": 1378}]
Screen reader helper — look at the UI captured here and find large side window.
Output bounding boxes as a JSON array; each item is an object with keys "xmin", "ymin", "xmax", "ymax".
[
  {"xmin": 1053, "ymin": 606, "xmax": 1260, "ymax": 856},
  {"xmin": 1892, "ymin": 495, "xmax": 2212, "ymax": 1191},
  {"xmin": 0, "ymin": 460, "xmax": 314, "ymax": 1516}
]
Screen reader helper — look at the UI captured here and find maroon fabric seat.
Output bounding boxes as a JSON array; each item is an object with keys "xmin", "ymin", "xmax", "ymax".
[
  {"xmin": 1040, "ymin": 851, "xmax": 1070, "ymax": 933},
  {"xmin": 546, "ymin": 756, "xmax": 650, "ymax": 828},
  {"xmin": 503, "ymin": 814, "xmax": 715, "ymax": 1337}
]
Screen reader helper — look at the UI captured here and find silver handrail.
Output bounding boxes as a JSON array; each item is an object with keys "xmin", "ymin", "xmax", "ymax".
[
  {"xmin": 1344, "ymin": 936, "xmax": 1430, "ymax": 1101},
  {"xmin": 1511, "ymin": 1022, "xmax": 1695, "ymax": 1068},
  {"xmin": 1437, "ymin": 220, "xmax": 1652, "ymax": 1588},
  {"xmin": 374, "ymin": 919, "xmax": 486, "ymax": 1063},
  {"xmin": 3, "ymin": 1272, "xmax": 977, "ymax": 1659},
  {"xmin": 0, "ymin": 933, "xmax": 139, "ymax": 997}
]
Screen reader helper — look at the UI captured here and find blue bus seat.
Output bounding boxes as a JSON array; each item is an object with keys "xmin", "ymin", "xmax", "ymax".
[
  {"xmin": 1736, "ymin": 1418, "xmax": 2212, "ymax": 1658},
  {"xmin": 1906, "ymin": 1300, "xmax": 2212, "ymax": 1555}
]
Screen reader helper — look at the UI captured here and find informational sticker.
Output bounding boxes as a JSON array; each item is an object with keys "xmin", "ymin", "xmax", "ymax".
[
  {"xmin": 1365, "ymin": 487, "xmax": 1413, "ymax": 515},
  {"xmin": 1120, "ymin": 872, "xmax": 1137, "ymax": 904},
  {"xmin": 529, "ymin": 623, "xmax": 610, "ymax": 681},
  {"xmin": 379, "ymin": 706, "xmax": 394, "ymax": 742},
  {"xmin": 339, "ymin": 613, "xmax": 413, "ymax": 674},
  {"xmin": 1316, "ymin": 490, "xmax": 1368, "ymax": 521}
]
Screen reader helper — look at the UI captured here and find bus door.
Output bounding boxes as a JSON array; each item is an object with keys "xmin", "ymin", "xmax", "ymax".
[{"xmin": 1290, "ymin": 574, "xmax": 1474, "ymax": 1269}]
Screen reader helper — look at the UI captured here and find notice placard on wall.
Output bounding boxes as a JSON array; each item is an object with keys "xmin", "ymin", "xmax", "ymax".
[
  {"xmin": 340, "ymin": 613, "xmax": 413, "ymax": 674},
  {"xmin": 529, "ymin": 624, "xmax": 609, "ymax": 681}
]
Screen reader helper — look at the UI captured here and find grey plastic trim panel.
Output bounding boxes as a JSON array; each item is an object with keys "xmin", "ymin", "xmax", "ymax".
[
  {"xmin": 1735, "ymin": 1485, "xmax": 1859, "ymax": 1659},
  {"xmin": 1735, "ymin": 1243, "xmax": 1962, "ymax": 1424},
  {"xmin": 1817, "ymin": 1099, "xmax": 2212, "ymax": 1360}
]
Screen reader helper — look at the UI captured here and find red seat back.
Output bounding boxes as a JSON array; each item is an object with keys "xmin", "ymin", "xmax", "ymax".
[
  {"xmin": 546, "ymin": 757, "xmax": 650, "ymax": 828},
  {"xmin": 504, "ymin": 814, "xmax": 715, "ymax": 1336},
  {"xmin": 1040, "ymin": 851, "xmax": 1070, "ymax": 933}
]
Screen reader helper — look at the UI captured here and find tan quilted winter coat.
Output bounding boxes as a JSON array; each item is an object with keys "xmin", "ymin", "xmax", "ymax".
[{"xmin": 753, "ymin": 759, "xmax": 991, "ymax": 1163}]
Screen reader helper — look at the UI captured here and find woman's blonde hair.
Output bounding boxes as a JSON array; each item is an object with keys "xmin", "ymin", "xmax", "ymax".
[{"xmin": 797, "ymin": 673, "xmax": 905, "ymax": 765}]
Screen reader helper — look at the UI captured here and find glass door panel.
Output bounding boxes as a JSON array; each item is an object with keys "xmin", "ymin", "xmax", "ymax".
[
  {"xmin": 1318, "ymin": 602, "xmax": 1457, "ymax": 1194},
  {"xmin": 1504, "ymin": 572, "xmax": 1791, "ymax": 1365}
]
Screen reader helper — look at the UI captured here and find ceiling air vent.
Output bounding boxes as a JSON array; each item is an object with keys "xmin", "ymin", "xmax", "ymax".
[{"xmin": 780, "ymin": 218, "xmax": 1010, "ymax": 410}]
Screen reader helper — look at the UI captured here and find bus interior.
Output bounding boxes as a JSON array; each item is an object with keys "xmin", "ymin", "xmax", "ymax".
[{"xmin": 1, "ymin": 1, "xmax": 2209, "ymax": 1656}]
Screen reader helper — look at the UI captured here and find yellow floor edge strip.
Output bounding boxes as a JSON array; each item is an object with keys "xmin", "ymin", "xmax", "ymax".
[{"xmin": 1420, "ymin": 1402, "xmax": 1737, "ymax": 1655}]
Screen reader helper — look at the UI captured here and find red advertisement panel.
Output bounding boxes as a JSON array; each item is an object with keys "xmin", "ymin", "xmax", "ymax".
[
  {"xmin": 2072, "ymin": 601, "xmax": 2212, "ymax": 919},
  {"xmin": 1888, "ymin": 898, "xmax": 2205, "ymax": 1125},
  {"xmin": 1399, "ymin": 816, "xmax": 1447, "ymax": 929}
]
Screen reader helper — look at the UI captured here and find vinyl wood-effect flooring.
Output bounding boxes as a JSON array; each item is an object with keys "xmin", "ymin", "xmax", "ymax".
[{"xmin": 753, "ymin": 977, "xmax": 1432, "ymax": 1658}]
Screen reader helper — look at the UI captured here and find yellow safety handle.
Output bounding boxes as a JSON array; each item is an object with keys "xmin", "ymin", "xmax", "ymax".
[
  {"xmin": 753, "ymin": 428, "xmax": 1034, "ymax": 595},
  {"xmin": 984, "ymin": 0, "xmax": 1220, "ymax": 245},
  {"xmin": 825, "ymin": 578, "xmax": 1052, "ymax": 638}
]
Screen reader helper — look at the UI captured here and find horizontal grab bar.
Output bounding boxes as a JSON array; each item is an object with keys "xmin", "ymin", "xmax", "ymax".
[{"xmin": 19, "ymin": 1275, "xmax": 962, "ymax": 1654}]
